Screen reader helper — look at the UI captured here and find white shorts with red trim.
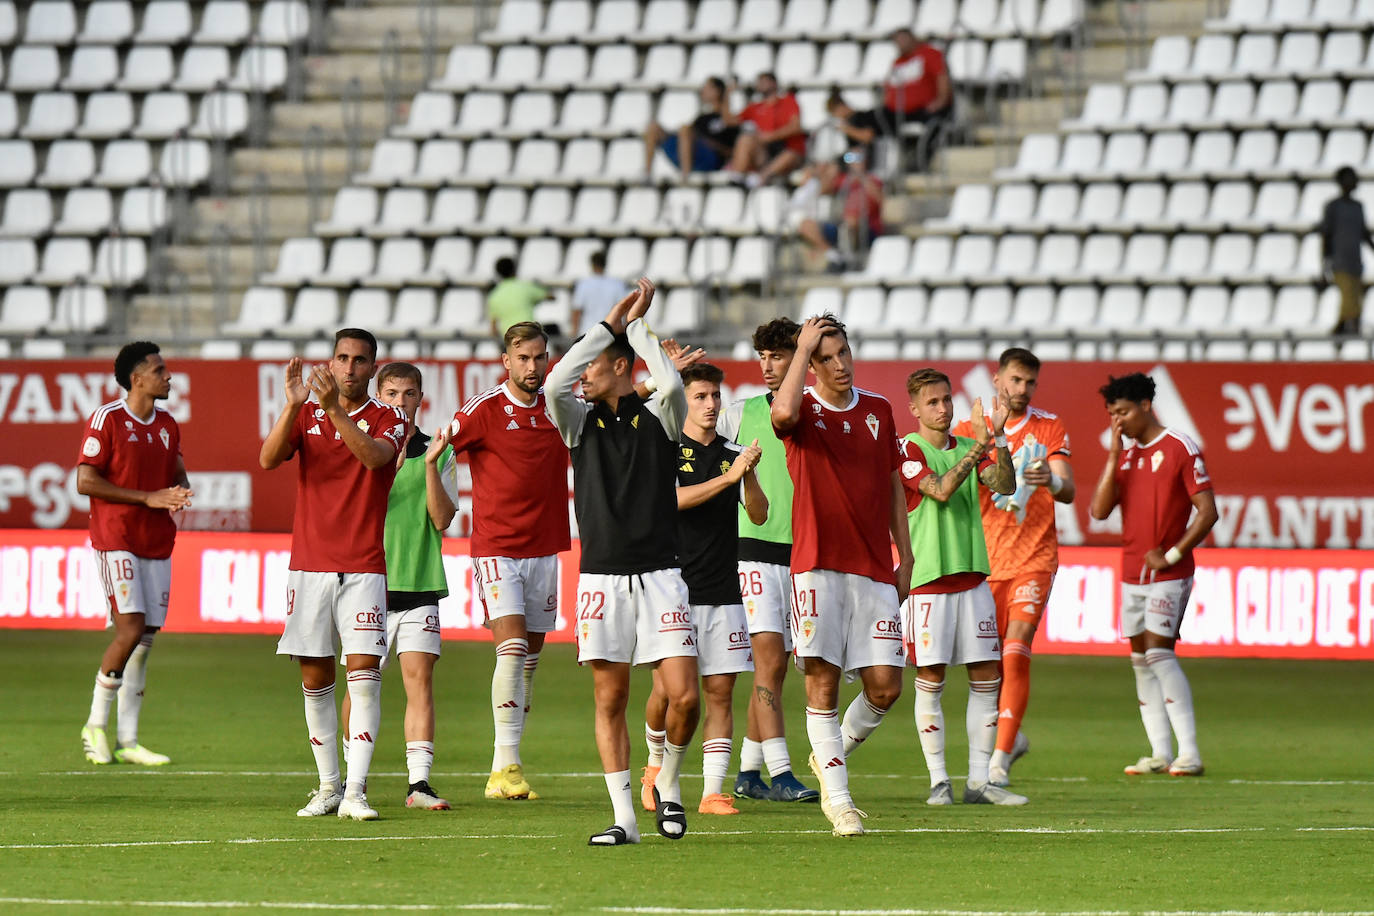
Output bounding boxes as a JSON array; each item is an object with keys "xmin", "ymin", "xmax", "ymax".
[
  {"xmin": 95, "ymin": 550, "xmax": 170, "ymax": 628},
  {"xmin": 738, "ymin": 560, "xmax": 793, "ymax": 651},
  {"xmin": 380, "ymin": 604, "xmax": 442, "ymax": 670},
  {"xmin": 475, "ymin": 554, "xmax": 560, "ymax": 634},
  {"xmin": 790, "ymin": 569, "xmax": 905, "ymax": 675},
  {"xmin": 693, "ymin": 603, "xmax": 753, "ymax": 677},
  {"xmin": 574, "ymin": 569, "xmax": 697, "ymax": 666},
  {"xmin": 276, "ymin": 570, "xmax": 389, "ymax": 659},
  {"xmin": 1121, "ymin": 576, "xmax": 1194, "ymax": 640},
  {"xmin": 903, "ymin": 583, "xmax": 1001, "ymax": 668}
]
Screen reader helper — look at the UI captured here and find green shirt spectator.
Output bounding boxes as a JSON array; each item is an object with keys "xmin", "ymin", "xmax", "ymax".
[{"xmin": 487, "ymin": 256, "xmax": 549, "ymax": 336}]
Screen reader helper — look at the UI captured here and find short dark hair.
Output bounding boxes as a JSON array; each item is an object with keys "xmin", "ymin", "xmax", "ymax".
[
  {"xmin": 998, "ymin": 347, "xmax": 1041, "ymax": 372},
  {"xmin": 825, "ymin": 91, "xmax": 848, "ymax": 112},
  {"xmin": 495, "ymin": 257, "xmax": 517, "ymax": 279},
  {"xmin": 1099, "ymin": 372, "xmax": 1156, "ymax": 405},
  {"xmin": 1338, "ymin": 165, "xmax": 1358, "ymax": 190},
  {"xmin": 704, "ymin": 76, "xmax": 726, "ymax": 96},
  {"xmin": 757, "ymin": 70, "xmax": 777, "ymax": 83},
  {"xmin": 590, "ymin": 250, "xmax": 607, "ymax": 271},
  {"xmin": 907, "ymin": 367, "xmax": 951, "ymax": 398},
  {"xmin": 114, "ymin": 341, "xmax": 160, "ymax": 391},
  {"xmin": 603, "ymin": 332, "xmax": 634, "ymax": 369},
  {"xmin": 891, "ymin": 26, "xmax": 916, "ymax": 41},
  {"xmin": 681, "ymin": 362, "xmax": 724, "ymax": 388},
  {"xmin": 377, "ymin": 361, "xmax": 421, "ymax": 390},
  {"xmin": 335, "ymin": 327, "xmax": 378, "ymax": 360},
  {"xmin": 504, "ymin": 320, "xmax": 549, "ymax": 351},
  {"xmin": 752, "ymin": 317, "xmax": 800, "ymax": 354},
  {"xmin": 810, "ymin": 312, "xmax": 848, "ymax": 342}
]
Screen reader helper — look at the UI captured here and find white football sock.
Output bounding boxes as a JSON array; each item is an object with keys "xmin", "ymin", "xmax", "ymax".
[
  {"xmin": 702, "ymin": 737, "xmax": 732, "ymax": 798},
  {"xmin": 990, "ymin": 748, "xmax": 1011, "ymax": 772},
  {"xmin": 87, "ymin": 670, "xmax": 121, "ymax": 729},
  {"xmin": 805, "ymin": 706, "xmax": 853, "ymax": 811},
  {"xmin": 966, "ymin": 677, "xmax": 1001, "ymax": 785},
  {"xmin": 1146, "ymin": 647, "xmax": 1199, "ymax": 760},
  {"xmin": 1132, "ymin": 652, "xmax": 1174, "ymax": 760},
  {"xmin": 740, "ymin": 737, "xmax": 765, "ymax": 772},
  {"xmin": 491, "ymin": 638, "xmax": 528, "ymax": 770},
  {"xmin": 302, "ymin": 682, "xmax": 340, "ymax": 792},
  {"xmin": 522, "ymin": 652, "xmax": 540, "ymax": 716},
  {"xmin": 604, "ymin": 770, "xmax": 639, "ymax": 839},
  {"xmin": 406, "ymin": 740, "xmax": 434, "ymax": 785},
  {"xmin": 657, "ymin": 740, "xmax": 687, "ymax": 806},
  {"xmin": 841, "ymin": 692, "xmax": 888, "ymax": 758},
  {"xmin": 915, "ymin": 678, "xmax": 948, "ymax": 787},
  {"xmin": 644, "ymin": 725, "xmax": 666, "ymax": 767},
  {"xmin": 344, "ymin": 668, "xmax": 381, "ymax": 797},
  {"xmin": 762, "ymin": 737, "xmax": 792, "ymax": 777},
  {"xmin": 115, "ymin": 634, "xmax": 154, "ymax": 747}
]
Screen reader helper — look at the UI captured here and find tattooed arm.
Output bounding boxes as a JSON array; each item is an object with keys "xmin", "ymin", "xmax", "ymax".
[{"xmin": 916, "ymin": 440, "xmax": 990, "ymax": 503}]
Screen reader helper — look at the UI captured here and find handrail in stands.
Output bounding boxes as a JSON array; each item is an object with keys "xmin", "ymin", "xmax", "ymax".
[
  {"xmin": 251, "ymin": 172, "xmax": 270, "ymax": 279},
  {"xmin": 381, "ymin": 30, "xmax": 403, "ymax": 134},
  {"xmin": 302, "ymin": 125, "xmax": 325, "ymax": 235},
  {"xmin": 342, "ymin": 75, "xmax": 364, "ymax": 177}
]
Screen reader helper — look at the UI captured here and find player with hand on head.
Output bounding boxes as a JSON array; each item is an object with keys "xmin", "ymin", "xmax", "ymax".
[
  {"xmin": 447, "ymin": 321, "xmax": 571, "ymax": 801},
  {"xmin": 78, "ymin": 341, "xmax": 192, "ymax": 767},
  {"xmin": 1090, "ymin": 373, "xmax": 1217, "ymax": 778},
  {"xmin": 642, "ymin": 362, "xmax": 768, "ymax": 817},
  {"xmin": 951, "ymin": 348, "xmax": 1075, "ymax": 787},
  {"xmin": 547, "ymin": 279, "xmax": 700, "ymax": 846},
  {"xmin": 771, "ymin": 314, "xmax": 914, "ymax": 838},
  {"xmin": 900, "ymin": 369, "xmax": 1025, "ymax": 806},
  {"xmin": 340, "ymin": 362, "xmax": 457, "ymax": 811},
  {"xmin": 717, "ymin": 318, "xmax": 818, "ymax": 803},
  {"xmin": 260, "ymin": 329, "xmax": 409, "ymax": 821}
]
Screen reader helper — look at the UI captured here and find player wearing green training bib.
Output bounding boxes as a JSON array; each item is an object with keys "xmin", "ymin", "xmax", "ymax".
[
  {"xmin": 716, "ymin": 318, "xmax": 819, "ymax": 805},
  {"xmin": 896, "ymin": 368, "xmax": 1026, "ymax": 808},
  {"xmin": 341, "ymin": 362, "xmax": 457, "ymax": 813}
]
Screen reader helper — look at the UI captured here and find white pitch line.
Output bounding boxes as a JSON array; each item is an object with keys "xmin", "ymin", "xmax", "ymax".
[
  {"xmin": 0, "ymin": 833, "xmax": 556, "ymax": 851},
  {"xmin": 0, "ymin": 899, "xmax": 545, "ymax": 912}
]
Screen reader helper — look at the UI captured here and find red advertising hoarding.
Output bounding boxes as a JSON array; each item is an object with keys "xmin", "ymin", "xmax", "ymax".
[
  {"xmin": 3, "ymin": 358, "xmax": 1372, "ymax": 551},
  {"xmin": 2, "ymin": 530, "xmax": 1372, "ymax": 659}
]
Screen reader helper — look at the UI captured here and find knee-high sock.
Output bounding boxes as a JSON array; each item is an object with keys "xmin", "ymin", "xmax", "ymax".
[
  {"xmin": 302, "ymin": 683, "xmax": 340, "ymax": 791},
  {"xmin": 995, "ymin": 640, "xmax": 1031, "ymax": 754},
  {"xmin": 657, "ymin": 740, "xmax": 687, "ymax": 807},
  {"xmin": 805, "ymin": 706, "xmax": 852, "ymax": 811},
  {"xmin": 967, "ymin": 677, "xmax": 1001, "ymax": 785},
  {"xmin": 491, "ymin": 638, "xmax": 528, "ymax": 770},
  {"xmin": 645, "ymin": 724, "xmax": 666, "ymax": 767},
  {"xmin": 344, "ymin": 668, "xmax": 382, "ymax": 796},
  {"xmin": 841, "ymin": 693, "xmax": 888, "ymax": 758},
  {"xmin": 762, "ymin": 738, "xmax": 792, "ymax": 777},
  {"xmin": 914, "ymin": 678, "xmax": 947, "ymax": 787},
  {"xmin": 1145, "ymin": 647, "xmax": 1199, "ymax": 760},
  {"xmin": 740, "ymin": 737, "xmax": 765, "ymax": 773},
  {"xmin": 1132, "ymin": 652, "xmax": 1174, "ymax": 760},
  {"xmin": 701, "ymin": 737, "xmax": 732, "ymax": 798},
  {"xmin": 406, "ymin": 740, "xmax": 434, "ymax": 785},
  {"xmin": 87, "ymin": 670, "xmax": 122, "ymax": 729},
  {"xmin": 115, "ymin": 634, "xmax": 155, "ymax": 747},
  {"xmin": 522, "ymin": 651, "xmax": 539, "ymax": 717}
]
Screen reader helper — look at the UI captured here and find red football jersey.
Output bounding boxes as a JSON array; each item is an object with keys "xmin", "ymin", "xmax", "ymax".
[
  {"xmin": 449, "ymin": 384, "xmax": 571, "ymax": 559},
  {"xmin": 739, "ymin": 93, "xmax": 807, "ymax": 156},
  {"xmin": 1115, "ymin": 428, "xmax": 1212, "ymax": 585},
  {"xmin": 776, "ymin": 387, "xmax": 902, "ymax": 585},
  {"xmin": 284, "ymin": 397, "xmax": 408, "ymax": 574},
  {"xmin": 78, "ymin": 400, "xmax": 183, "ymax": 559}
]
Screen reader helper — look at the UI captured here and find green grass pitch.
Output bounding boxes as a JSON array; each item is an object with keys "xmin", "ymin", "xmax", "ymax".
[{"xmin": 1, "ymin": 630, "xmax": 1371, "ymax": 916}]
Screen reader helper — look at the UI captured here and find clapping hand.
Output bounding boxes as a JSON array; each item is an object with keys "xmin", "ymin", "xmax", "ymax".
[{"xmin": 308, "ymin": 365, "xmax": 340, "ymax": 412}]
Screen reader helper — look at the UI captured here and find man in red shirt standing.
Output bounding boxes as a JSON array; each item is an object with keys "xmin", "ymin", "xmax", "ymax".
[
  {"xmin": 1089, "ymin": 373, "xmax": 1218, "ymax": 779},
  {"xmin": 260, "ymin": 328, "xmax": 409, "ymax": 821},
  {"xmin": 78, "ymin": 341, "xmax": 192, "ymax": 768},
  {"xmin": 447, "ymin": 321, "xmax": 571, "ymax": 802},
  {"xmin": 771, "ymin": 314, "xmax": 914, "ymax": 837},
  {"xmin": 726, "ymin": 72, "xmax": 807, "ymax": 189}
]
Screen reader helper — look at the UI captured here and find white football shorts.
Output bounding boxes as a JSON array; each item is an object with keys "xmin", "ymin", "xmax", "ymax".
[
  {"xmin": 379, "ymin": 604, "xmax": 442, "ymax": 670},
  {"xmin": 475, "ymin": 554, "xmax": 560, "ymax": 634},
  {"xmin": 902, "ymin": 582, "xmax": 1001, "ymax": 668},
  {"xmin": 95, "ymin": 550, "xmax": 170, "ymax": 628},
  {"xmin": 276, "ymin": 570, "xmax": 389, "ymax": 659},
  {"xmin": 693, "ymin": 603, "xmax": 754, "ymax": 677},
  {"xmin": 790, "ymin": 569, "xmax": 905, "ymax": 675},
  {"xmin": 1121, "ymin": 576, "xmax": 1194, "ymax": 640},
  {"xmin": 738, "ymin": 560, "xmax": 793, "ymax": 651},
  {"xmin": 575, "ymin": 568, "xmax": 698, "ymax": 666}
]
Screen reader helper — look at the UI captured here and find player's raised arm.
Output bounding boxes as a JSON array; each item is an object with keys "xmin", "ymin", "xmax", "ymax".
[
  {"xmin": 424, "ymin": 425, "xmax": 458, "ymax": 531},
  {"xmin": 974, "ymin": 396, "xmax": 1016, "ymax": 496},
  {"xmin": 633, "ymin": 337, "xmax": 705, "ymax": 400},
  {"xmin": 626, "ymin": 279, "xmax": 687, "ymax": 440},
  {"xmin": 544, "ymin": 324, "xmax": 611, "ymax": 449},
  {"xmin": 1089, "ymin": 420, "xmax": 1124, "ymax": 520},
  {"xmin": 260, "ymin": 357, "xmax": 309, "ymax": 470},
  {"xmin": 770, "ymin": 316, "xmax": 833, "ymax": 434},
  {"xmin": 310, "ymin": 365, "xmax": 396, "ymax": 470}
]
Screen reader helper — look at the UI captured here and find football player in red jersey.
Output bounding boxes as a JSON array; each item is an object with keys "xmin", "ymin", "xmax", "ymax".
[
  {"xmin": 1090, "ymin": 372, "xmax": 1218, "ymax": 778},
  {"xmin": 78, "ymin": 341, "xmax": 192, "ymax": 768}
]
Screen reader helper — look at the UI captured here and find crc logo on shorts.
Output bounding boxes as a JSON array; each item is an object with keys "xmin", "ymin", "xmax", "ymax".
[
  {"xmin": 82, "ymin": 436, "xmax": 101, "ymax": 458},
  {"xmin": 661, "ymin": 608, "xmax": 691, "ymax": 626},
  {"xmin": 800, "ymin": 619, "xmax": 815, "ymax": 642},
  {"xmin": 978, "ymin": 619, "xmax": 998, "ymax": 634},
  {"xmin": 1013, "ymin": 581, "xmax": 1043, "ymax": 604},
  {"xmin": 1149, "ymin": 596, "xmax": 1176, "ymax": 615},
  {"xmin": 875, "ymin": 617, "xmax": 901, "ymax": 635},
  {"xmin": 356, "ymin": 608, "xmax": 385, "ymax": 625},
  {"xmin": 729, "ymin": 628, "xmax": 749, "ymax": 645}
]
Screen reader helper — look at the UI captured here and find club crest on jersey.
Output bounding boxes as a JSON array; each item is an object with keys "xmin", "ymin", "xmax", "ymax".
[
  {"xmin": 505, "ymin": 404, "xmax": 514, "ymax": 415},
  {"xmin": 865, "ymin": 413, "xmax": 880, "ymax": 439},
  {"xmin": 358, "ymin": 419, "xmax": 370, "ymax": 433},
  {"xmin": 842, "ymin": 421, "xmax": 851, "ymax": 434},
  {"xmin": 720, "ymin": 460, "xmax": 731, "ymax": 474},
  {"xmin": 681, "ymin": 447, "xmax": 694, "ymax": 458},
  {"xmin": 314, "ymin": 408, "xmax": 326, "ymax": 420},
  {"xmin": 159, "ymin": 428, "xmax": 170, "ymax": 449},
  {"xmin": 1151, "ymin": 451, "xmax": 1165, "ymax": 472}
]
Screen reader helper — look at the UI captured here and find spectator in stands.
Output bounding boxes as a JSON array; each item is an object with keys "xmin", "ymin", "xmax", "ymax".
[
  {"xmin": 644, "ymin": 77, "xmax": 738, "ymax": 180},
  {"xmin": 825, "ymin": 93, "xmax": 892, "ymax": 164},
  {"xmin": 487, "ymin": 257, "xmax": 550, "ymax": 338},
  {"xmin": 1319, "ymin": 166, "xmax": 1373, "ymax": 336},
  {"xmin": 571, "ymin": 251, "xmax": 630, "ymax": 337},
  {"xmin": 797, "ymin": 146, "xmax": 885, "ymax": 273},
  {"xmin": 725, "ymin": 72, "xmax": 806, "ymax": 189},
  {"xmin": 884, "ymin": 28, "xmax": 952, "ymax": 169}
]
